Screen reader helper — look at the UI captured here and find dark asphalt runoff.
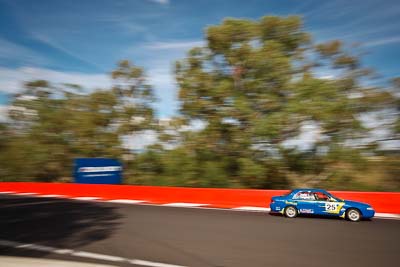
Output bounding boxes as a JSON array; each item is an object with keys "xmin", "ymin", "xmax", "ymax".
[{"xmin": 0, "ymin": 194, "xmax": 399, "ymax": 267}]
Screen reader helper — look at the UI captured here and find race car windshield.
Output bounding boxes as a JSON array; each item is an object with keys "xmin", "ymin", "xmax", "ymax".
[{"xmin": 328, "ymin": 193, "xmax": 343, "ymax": 202}]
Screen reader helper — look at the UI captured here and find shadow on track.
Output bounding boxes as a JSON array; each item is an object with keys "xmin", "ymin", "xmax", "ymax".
[{"xmin": 0, "ymin": 196, "xmax": 122, "ymax": 257}]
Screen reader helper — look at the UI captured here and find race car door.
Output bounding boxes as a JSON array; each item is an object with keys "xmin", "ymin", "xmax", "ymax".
[
  {"xmin": 314, "ymin": 192, "xmax": 342, "ymax": 216},
  {"xmin": 292, "ymin": 191, "xmax": 317, "ymax": 215}
]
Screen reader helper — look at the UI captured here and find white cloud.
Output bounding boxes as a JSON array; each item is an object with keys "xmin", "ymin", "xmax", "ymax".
[
  {"xmin": 0, "ymin": 64, "xmax": 179, "ymax": 118},
  {"xmin": 0, "ymin": 105, "xmax": 9, "ymax": 122},
  {"xmin": 0, "ymin": 66, "xmax": 111, "ymax": 94},
  {"xmin": 318, "ymin": 75, "xmax": 334, "ymax": 80},
  {"xmin": 121, "ymin": 119, "xmax": 206, "ymax": 151},
  {"xmin": 122, "ymin": 130, "xmax": 158, "ymax": 151},
  {"xmin": 313, "ymin": 67, "xmax": 340, "ymax": 81},
  {"xmin": 145, "ymin": 40, "xmax": 204, "ymax": 50},
  {"xmin": 149, "ymin": 0, "xmax": 170, "ymax": 5},
  {"xmin": 32, "ymin": 33, "xmax": 105, "ymax": 71},
  {"xmin": 180, "ymin": 119, "xmax": 206, "ymax": 132},
  {"xmin": 283, "ymin": 121, "xmax": 323, "ymax": 150},
  {"xmin": 364, "ymin": 36, "xmax": 400, "ymax": 47},
  {"xmin": 147, "ymin": 68, "xmax": 175, "ymax": 89},
  {"xmin": 0, "ymin": 38, "xmax": 49, "ymax": 65}
]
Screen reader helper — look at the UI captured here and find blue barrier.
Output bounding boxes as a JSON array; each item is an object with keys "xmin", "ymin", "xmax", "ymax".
[{"xmin": 73, "ymin": 158, "xmax": 122, "ymax": 184}]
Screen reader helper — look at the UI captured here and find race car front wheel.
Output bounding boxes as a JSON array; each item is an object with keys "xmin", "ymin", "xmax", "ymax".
[
  {"xmin": 346, "ymin": 208, "xmax": 361, "ymax": 222},
  {"xmin": 284, "ymin": 206, "xmax": 298, "ymax": 218}
]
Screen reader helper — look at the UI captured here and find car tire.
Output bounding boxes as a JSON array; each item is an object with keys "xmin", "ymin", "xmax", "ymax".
[
  {"xmin": 284, "ymin": 206, "xmax": 298, "ymax": 218},
  {"xmin": 346, "ymin": 208, "xmax": 361, "ymax": 222}
]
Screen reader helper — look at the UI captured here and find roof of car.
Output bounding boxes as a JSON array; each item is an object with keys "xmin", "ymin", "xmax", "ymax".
[{"xmin": 291, "ymin": 188, "xmax": 328, "ymax": 193}]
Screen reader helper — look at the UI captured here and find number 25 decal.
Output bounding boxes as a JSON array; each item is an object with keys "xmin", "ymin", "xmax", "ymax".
[{"xmin": 325, "ymin": 203, "xmax": 339, "ymax": 211}]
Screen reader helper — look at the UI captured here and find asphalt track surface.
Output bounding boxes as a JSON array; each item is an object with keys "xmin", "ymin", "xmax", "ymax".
[{"xmin": 0, "ymin": 194, "xmax": 399, "ymax": 267}]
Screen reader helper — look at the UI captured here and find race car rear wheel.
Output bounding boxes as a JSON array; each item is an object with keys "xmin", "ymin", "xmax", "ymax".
[
  {"xmin": 284, "ymin": 206, "xmax": 298, "ymax": 218},
  {"xmin": 346, "ymin": 208, "xmax": 361, "ymax": 222}
]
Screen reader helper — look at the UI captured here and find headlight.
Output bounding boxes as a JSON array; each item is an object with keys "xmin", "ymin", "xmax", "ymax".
[{"xmin": 367, "ymin": 207, "xmax": 374, "ymax": 210}]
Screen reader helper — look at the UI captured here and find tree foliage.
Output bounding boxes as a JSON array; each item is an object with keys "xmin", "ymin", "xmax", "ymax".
[
  {"xmin": 0, "ymin": 61, "xmax": 155, "ymax": 181},
  {"xmin": 168, "ymin": 15, "xmax": 398, "ymax": 189},
  {"xmin": 0, "ymin": 16, "xmax": 398, "ymax": 191}
]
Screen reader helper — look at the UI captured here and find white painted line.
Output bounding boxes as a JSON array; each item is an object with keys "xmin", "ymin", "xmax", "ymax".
[
  {"xmin": 38, "ymin": 194, "xmax": 66, "ymax": 198},
  {"xmin": 162, "ymin": 202, "xmax": 209, "ymax": 207},
  {"xmin": 375, "ymin": 213, "xmax": 400, "ymax": 220},
  {"xmin": 0, "ymin": 191, "xmax": 16, "ymax": 194},
  {"xmin": 0, "ymin": 239, "xmax": 186, "ymax": 267},
  {"xmin": 72, "ymin": 197, "xmax": 101, "ymax": 201},
  {"xmin": 14, "ymin": 192, "xmax": 37, "ymax": 196},
  {"xmin": 72, "ymin": 251, "xmax": 125, "ymax": 262},
  {"xmin": 107, "ymin": 199, "xmax": 146, "ymax": 204},
  {"xmin": 232, "ymin": 206, "xmax": 271, "ymax": 212},
  {"xmin": 17, "ymin": 243, "xmax": 56, "ymax": 253},
  {"xmin": 53, "ymin": 248, "xmax": 74, "ymax": 254},
  {"xmin": 130, "ymin": 259, "xmax": 186, "ymax": 267},
  {"xmin": 1, "ymin": 256, "xmax": 117, "ymax": 267}
]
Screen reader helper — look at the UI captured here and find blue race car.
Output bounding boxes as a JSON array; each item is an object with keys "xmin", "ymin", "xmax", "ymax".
[{"xmin": 270, "ymin": 189, "xmax": 375, "ymax": 222}]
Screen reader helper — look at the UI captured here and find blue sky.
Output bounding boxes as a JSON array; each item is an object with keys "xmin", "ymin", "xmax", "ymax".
[{"xmin": 0, "ymin": 0, "xmax": 399, "ymax": 118}]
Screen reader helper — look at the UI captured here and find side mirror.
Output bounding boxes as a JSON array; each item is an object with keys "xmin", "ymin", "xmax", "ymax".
[{"xmin": 329, "ymin": 197, "xmax": 336, "ymax": 202}]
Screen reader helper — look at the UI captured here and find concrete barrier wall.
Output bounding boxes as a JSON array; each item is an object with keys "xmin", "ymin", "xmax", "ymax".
[{"xmin": 0, "ymin": 182, "xmax": 399, "ymax": 213}]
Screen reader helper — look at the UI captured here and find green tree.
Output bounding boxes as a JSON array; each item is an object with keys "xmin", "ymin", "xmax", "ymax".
[
  {"xmin": 173, "ymin": 16, "xmax": 397, "ymax": 189},
  {"xmin": 0, "ymin": 61, "xmax": 155, "ymax": 182}
]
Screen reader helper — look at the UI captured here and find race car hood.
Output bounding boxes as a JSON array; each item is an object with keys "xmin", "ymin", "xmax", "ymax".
[{"xmin": 343, "ymin": 200, "xmax": 372, "ymax": 209}]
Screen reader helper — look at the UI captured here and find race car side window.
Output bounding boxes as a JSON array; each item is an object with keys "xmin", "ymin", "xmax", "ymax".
[
  {"xmin": 293, "ymin": 191, "xmax": 316, "ymax": 201},
  {"xmin": 314, "ymin": 192, "xmax": 330, "ymax": 201}
]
